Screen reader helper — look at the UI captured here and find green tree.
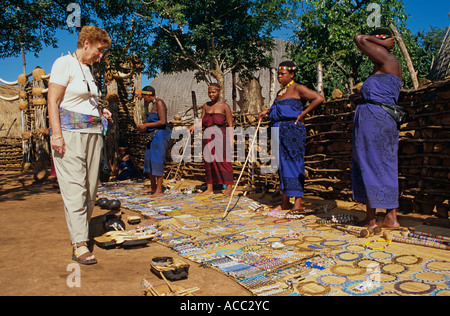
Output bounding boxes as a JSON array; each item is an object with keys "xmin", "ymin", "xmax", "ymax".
[
  {"xmin": 0, "ymin": 0, "xmax": 94, "ymax": 74},
  {"xmin": 414, "ymin": 26, "xmax": 447, "ymax": 79},
  {"xmin": 287, "ymin": 0, "xmax": 410, "ymax": 98},
  {"xmin": 92, "ymin": 0, "xmax": 292, "ymax": 97}
]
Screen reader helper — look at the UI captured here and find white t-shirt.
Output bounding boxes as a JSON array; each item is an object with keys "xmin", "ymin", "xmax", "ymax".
[{"xmin": 50, "ymin": 54, "xmax": 103, "ymax": 133}]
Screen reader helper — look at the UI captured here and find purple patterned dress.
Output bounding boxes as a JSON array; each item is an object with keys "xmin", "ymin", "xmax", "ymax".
[
  {"xmin": 269, "ymin": 98, "xmax": 306, "ymax": 197},
  {"xmin": 352, "ymin": 73, "xmax": 402, "ymax": 208}
]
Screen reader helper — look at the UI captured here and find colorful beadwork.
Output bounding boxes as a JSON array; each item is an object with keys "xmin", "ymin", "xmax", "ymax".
[
  {"xmin": 373, "ymin": 34, "xmax": 389, "ymax": 39},
  {"xmin": 422, "ymin": 260, "xmax": 450, "ymax": 273},
  {"xmin": 278, "ymin": 66, "xmax": 297, "ymax": 71},
  {"xmin": 365, "ymin": 239, "xmax": 391, "ymax": 250},
  {"xmin": 278, "ymin": 80, "xmax": 295, "ymax": 97},
  {"xmin": 394, "ymin": 280, "xmax": 437, "ymax": 295},
  {"xmin": 98, "ymin": 183, "xmax": 450, "ymax": 297}
]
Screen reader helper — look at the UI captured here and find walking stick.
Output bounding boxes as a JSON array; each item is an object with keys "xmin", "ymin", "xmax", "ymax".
[{"xmin": 222, "ymin": 118, "xmax": 262, "ymax": 220}]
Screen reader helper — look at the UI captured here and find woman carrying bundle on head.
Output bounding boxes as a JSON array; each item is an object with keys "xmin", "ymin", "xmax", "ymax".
[
  {"xmin": 137, "ymin": 86, "xmax": 171, "ymax": 197},
  {"xmin": 189, "ymin": 83, "xmax": 234, "ymax": 196},
  {"xmin": 352, "ymin": 28, "xmax": 403, "ymax": 229},
  {"xmin": 259, "ymin": 61, "xmax": 324, "ymax": 213}
]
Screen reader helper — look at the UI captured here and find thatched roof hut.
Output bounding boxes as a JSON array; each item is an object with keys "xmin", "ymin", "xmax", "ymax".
[
  {"xmin": 149, "ymin": 39, "xmax": 289, "ymax": 121},
  {"xmin": 429, "ymin": 27, "xmax": 450, "ymax": 81},
  {"xmin": 0, "ymin": 85, "xmax": 21, "ymax": 138}
]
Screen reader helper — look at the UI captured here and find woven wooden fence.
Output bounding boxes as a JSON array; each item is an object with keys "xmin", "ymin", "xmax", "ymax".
[
  {"xmin": 1, "ymin": 77, "xmax": 448, "ymax": 218},
  {"xmin": 159, "ymin": 79, "xmax": 450, "ymax": 218}
]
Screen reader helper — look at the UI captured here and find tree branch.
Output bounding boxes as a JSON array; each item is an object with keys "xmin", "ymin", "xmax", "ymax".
[{"xmin": 134, "ymin": 12, "xmax": 208, "ymax": 73}]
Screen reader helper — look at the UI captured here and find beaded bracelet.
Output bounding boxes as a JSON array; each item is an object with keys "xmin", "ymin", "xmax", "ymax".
[
  {"xmin": 422, "ymin": 259, "xmax": 450, "ymax": 273},
  {"xmin": 365, "ymin": 239, "xmax": 391, "ymax": 250},
  {"xmin": 431, "ymin": 288, "xmax": 450, "ymax": 296},
  {"xmin": 381, "ymin": 263, "xmax": 409, "ymax": 275},
  {"xmin": 302, "ymin": 236, "xmax": 326, "ymax": 243},
  {"xmin": 316, "ymin": 274, "xmax": 350, "ymax": 287},
  {"xmin": 336, "ymin": 251, "xmax": 363, "ymax": 262},
  {"xmin": 330, "ymin": 264, "xmax": 365, "ymax": 277},
  {"xmin": 392, "ymin": 254, "xmax": 423, "ymax": 266},
  {"xmin": 296, "ymin": 281, "xmax": 331, "ymax": 296},
  {"xmin": 394, "ymin": 280, "xmax": 437, "ymax": 295},
  {"xmin": 343, "ymin": 243, "xmax": 366, "ymax": 253},
  {"xmin": 320, "ymin": 240, "xmax": 349, "ymax": 248},
  {"xmin": 410, "ymin": 271, "xmax": 449, "ymax": 284},
  {"xmin": 365, "ymin": 250, "xmax": 396, "ymax": 261},
  {"xmin": 353, "ymin": 258, "xmax": 385, "ymax": 271},
  {"xmin": 365, "ymin": 271, "xmax": 400, "ymax": 284}
]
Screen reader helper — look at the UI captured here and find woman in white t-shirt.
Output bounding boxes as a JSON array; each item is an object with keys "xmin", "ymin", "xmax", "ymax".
[{"xmin": 48, "ymin": 26, "xmax": 111, "ymax": 265}]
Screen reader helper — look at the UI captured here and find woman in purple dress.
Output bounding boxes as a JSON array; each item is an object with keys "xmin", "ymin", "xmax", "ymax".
[
  {"xmin": 259, "ymin": 61, "xmax": 324, "ymax": 212},
  {"xmin": 352, "ymin": 29, "xmax": 402, "ymax": 229}
]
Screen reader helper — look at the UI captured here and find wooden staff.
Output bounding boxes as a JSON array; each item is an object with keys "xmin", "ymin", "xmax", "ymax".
[
  {"xmin": 384, "ymin": 231, "xmax": 449, "ymax": 250},
  {"xmin": 159, "ymin": 271, "xmax": 177, "ymax": 293},
  {"xmin": 222, "ymin": 118, "xmax": 262, "ymax": 220}
]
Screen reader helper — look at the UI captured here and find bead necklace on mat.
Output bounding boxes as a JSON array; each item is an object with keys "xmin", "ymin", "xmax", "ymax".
[
  {"xmin": 394, "ymin": 280, "xmax": 436, "ymax": 295},
  {"xmin": 422, "ymin": 259, "xmax": 450, "ymax": 273},
  {"xmin": 410, "ymin": 271, "xmax": 449, "ymax": 284},
  {"xmin": 392, "ymin": 254, "xmax": 423, "ymax": 266},
  {"xmin": 365, "ymin": 271, "xmax": 400, "ymax": 284},
  {"xmin": 365, "ymin": 239, "xmax": 391, "ymax": 250},
  {"xmin": 381, "ymin": 262, "xmax": 409, "ymax": 275},
  {"xmin": 296, "ymin": 281, "xmax": 331, "ymax": 296}
]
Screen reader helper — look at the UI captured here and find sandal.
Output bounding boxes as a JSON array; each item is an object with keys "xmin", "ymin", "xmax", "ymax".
[{"xmin": 72, "ymin": 242, "xmax": 97, "ymax": 265}]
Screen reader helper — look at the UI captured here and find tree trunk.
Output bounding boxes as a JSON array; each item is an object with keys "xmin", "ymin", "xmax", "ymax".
[
  {"xmin": 210, "ymin": 68, "xmax": 226, "ymax": 101},
  {"xmin": 21, "ymin": 43, "xmax": 26, "ymax": 75},
  {"xmin": 316, "ymin": 61, "xmax": 324, "ymax": 97}
]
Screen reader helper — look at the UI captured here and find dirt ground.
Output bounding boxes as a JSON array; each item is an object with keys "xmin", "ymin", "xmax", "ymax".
[{"xmin": 1, "ymin": 171, "xmax": 449, "ymax": 296}]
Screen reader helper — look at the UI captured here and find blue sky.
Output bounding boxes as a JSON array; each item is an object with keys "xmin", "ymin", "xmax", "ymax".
[{"xmin": 0, "ymin": 0, "xmax": 449, "ymax": 83}]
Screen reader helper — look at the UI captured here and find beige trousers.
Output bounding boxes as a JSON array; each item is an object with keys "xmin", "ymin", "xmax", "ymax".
[{"xmin": 52, "ymin": 131, "xmax": 103, "ymax": 244}]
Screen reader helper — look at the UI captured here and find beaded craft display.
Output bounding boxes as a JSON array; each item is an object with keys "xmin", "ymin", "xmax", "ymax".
[{"xmin": 98, "ymin": 183, "xmax": 450, "ymax": 296}]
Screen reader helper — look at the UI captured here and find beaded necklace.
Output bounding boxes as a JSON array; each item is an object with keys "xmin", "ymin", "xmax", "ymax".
[{"xmin": 278, "ymin": 80, "xmax": 294, "ymax": 97}]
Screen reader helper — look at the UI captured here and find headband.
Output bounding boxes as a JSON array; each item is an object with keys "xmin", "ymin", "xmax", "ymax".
[
  {"xmin": 279, "ymin": 66, "xmax": 297, "ymax": 71},
  {"xmin": 373, "ymin": 34, "xmax": 390, "ymax": 39},
  {"xmin": 141, "ymin": 90, "xmax": 154, "ymax": 95}
]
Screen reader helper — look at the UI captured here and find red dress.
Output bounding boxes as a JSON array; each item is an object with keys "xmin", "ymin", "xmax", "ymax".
[{"xmin": 202, "ymin": 113, "xmax": 234, "ymax": 185}]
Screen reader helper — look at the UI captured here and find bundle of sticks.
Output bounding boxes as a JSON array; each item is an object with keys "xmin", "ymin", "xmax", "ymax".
[{"xmin": 141, "ymin": 278, "xmax": 200, "ymax": 296}]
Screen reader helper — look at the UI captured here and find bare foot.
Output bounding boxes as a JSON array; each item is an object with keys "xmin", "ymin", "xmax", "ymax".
[
  {"xmin": 282, "ymin": 201, "xmax": 294, "ymax": 210},
  {"xmin": 200, "ymin": 190, "xmax": 214, "ymax": 196},
  {"xmin": 222, "ymin": 186, "xmax": 233, "ymax": 196},
  {"xmin": 141, "ymin": 188, "xmax": 155, "ymax": 194},
  {"xmin": 376, "ymin": 211, "xmax": 400, "ymax": 228},
  {"xmin": 271, "ymin": 202, "xmax": 293, "ymax": 211},
  {"xmin": 357, "ymin": 217, "xmax": 378, "ymax": 231},
  {"xmin": 150, "ymin": 191, "xmax": 164, "ymax": 198}
]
